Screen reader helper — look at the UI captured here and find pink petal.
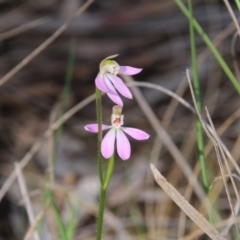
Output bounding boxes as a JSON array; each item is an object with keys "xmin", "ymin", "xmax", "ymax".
[
  {"xmin": 101, "ymin": 128, "xmax": 116, "ymax": 159},
  {"xmin": 122, "ymin": 127, "xmax": 150, "ymax": 140},
  {"xmin": 104, "ymin": 76, "xmax": 123, "ymax": 105},
  {"xmin": 118, "ymin": 66, "xmax": 142, "ymax": 75},
  {"xmin": 106, "ymin": 92, "xmax": 123, "ymax": 106},
  {"xmin": 84, "ymin": 124, "xmax": 110, "ymax": 133},
  {"xmin": 116, "ymin": 129, "xmax": 131, "ymax": 160},
  {"xmin": 104, "ymin": 75, "xmax": 117, "ymax": 93},
  {"xmin": 107, "ymin": 74, "xmax": 132, "ymax": 99},
  {"xmin": 95, "ymin": 75, "xmax": 109, "ymax": 93}
]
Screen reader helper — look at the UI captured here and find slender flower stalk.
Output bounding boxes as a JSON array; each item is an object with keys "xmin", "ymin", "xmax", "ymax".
[
  {"xmin": 96, "ymin": 154, "xmax": 114, "ymax": 240},
  {"xmin": 95, "ymin": 55, "xmax": 142, "ymax": 106},
  {"xmin": 85, "ymin": 106, "xmax": 150, "ymax": 160},
  {"xmin": 96, "ymin": 87, "xmax": 104, "ymax": 184},
  {"xmin": 188, "ymin": 0, "xmax": 209, "ymax": 191}
]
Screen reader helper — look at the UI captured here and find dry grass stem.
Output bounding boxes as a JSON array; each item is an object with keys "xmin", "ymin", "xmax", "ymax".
[
  {"xmin": 231, "ymin": 134, "xmax": 240, "ymax": 159},
  {"xmin": 0, "ymin": 93, "xmax": 96, "ymax": 203},
  {"xmin": 186, "ymin": 69, "xmax": 240, "ymax": 175},
  {"xmin": 205, "ymin": 108, "xmax": 240, "ymax": 236},
  {"xmin": 14, "ymin": 162, "xmax": 40, "ymax": 240},
  {"xmin": 123, "ymin": 75, "xmax": 207, "ymax": 204},
  {"xmin": 186, "ymin": 69, "xmax": 240, "ymax": 236},
  {"xmin": 0, "ymin": 0, "xmax": 93, "ymax": 88},
  {"xmin": 0, "ymin": 17, "xmax": 50, "ymax": 41},
  {"xmin": 177, "ymin": 163, "xmax": 201, "ymax": 238},
  {"xmin": 24, "ymin": 203, "xmax": 49, "ymax": 240},
  {"xmin": 180, "ymin": 216, "xmax": 240, "ymax": 240},
  {"xmin": 223, "ymin": 0, "xmax": 240, "ymax": 39},
  {"xmin": 150, "ymin": 164, "xmax": 226, "ymax": 240},
  {"xmin": 144, "ymin": 78, "xmax": 190, "ymax": 239},
  {"xmin": 145, "ymin": 136, "xmax": 161, "ymax": 239},
  {"xmin": 126, "ymin": 81, "xmax": 196, "ymax": 113},
  {"xmin": 222, "ymin": 201, "xmax": 240, "ymax": 236}
]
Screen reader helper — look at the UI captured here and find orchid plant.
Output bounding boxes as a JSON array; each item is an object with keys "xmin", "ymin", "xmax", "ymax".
[{"xmin": 86, "ymin": 55, "xmax": 149, "ymax": 240}]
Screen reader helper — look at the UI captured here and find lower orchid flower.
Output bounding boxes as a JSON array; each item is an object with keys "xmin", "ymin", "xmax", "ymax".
[
  {"xmin": 95, "ymin": 54, "xmax": 142, "ymax": 106},
  {"xmin": 84, "ymin": 106, "xmax": 149, "ymax": 160}
]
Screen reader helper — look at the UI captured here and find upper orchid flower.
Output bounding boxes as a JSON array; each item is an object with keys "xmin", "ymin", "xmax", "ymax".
[
  {"xmin": 84, "ymin": 106, "xmax": 149, "ymax": 160},
  {"xmin": 95, "ymin": 54, "xmax": 142, "ymax": 106}
]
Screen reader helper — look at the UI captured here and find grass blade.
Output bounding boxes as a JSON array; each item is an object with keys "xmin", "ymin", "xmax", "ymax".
[
  {"xmin": 174, "ymin": 0, "xmax": 240, "ymax": 95},
  {"xmin": 188, "ymin": 0, "xmax": 209, "ymax": 192}
]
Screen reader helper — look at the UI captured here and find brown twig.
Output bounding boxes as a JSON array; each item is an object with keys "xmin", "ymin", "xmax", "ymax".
[
  {"xmin": 0, "ymin": 17, "xmax": 50, "ymax": 41},
  {"xmin": 0, "ymin": 93, "xmax": 96, "ymax": 203},
  {"xmin": 0, "ymin": 0, "xmax": 93, "ymax": 88}
]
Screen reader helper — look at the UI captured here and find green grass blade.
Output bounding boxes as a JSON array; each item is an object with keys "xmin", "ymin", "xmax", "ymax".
[
  {"xmin": 188, "ymin": 0, "xmax": 209, "ymax": 191},
  {"xmin": 45, "ymin": 188, "xmax": 68, "ymax": 240},
  {"xmin": 235, "ymin": 0, "xmax": 240, "ymax": 11},
  {"xmin": 52, "ymin": 37, "xmax": 77, "ymax": 163},
  {"xmin": 174, "ymin": 0, "xmax": 240, "ymax": 95},
  {"xmin": 66, "ymin": 203, "xmax": 78, "ymax": 240},
  {"xmin": 129, "ymin": 205, "xmax": 145, "ymax": 238}
]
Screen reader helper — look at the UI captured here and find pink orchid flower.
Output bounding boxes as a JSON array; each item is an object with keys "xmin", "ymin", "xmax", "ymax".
[
  {"xmin": 95, "ymin": 54, "xmax": 142, "ymax": 106},
  {"xmin": 84, "ymin": 106, "xmax": 149, "ymax": 160}
]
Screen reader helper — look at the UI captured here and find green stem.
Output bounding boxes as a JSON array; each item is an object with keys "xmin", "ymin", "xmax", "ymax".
[
  {"xmin": 96, "ymin": 88, "xmax": 103, "ymax": 184},
  {"xmin": 174, "ymin": 0, "xmax": 240, "ymax": 95},
  {"xmin": 188, "ymin": 0, "xmax": 209, "ymax": 192},
  {"xmin": 96, "ymin": 187, "xmax": 106, "ymax": 240},
  {"xmin": 96, "ymin": 155, "xmax": 115, "ymax": 240}
]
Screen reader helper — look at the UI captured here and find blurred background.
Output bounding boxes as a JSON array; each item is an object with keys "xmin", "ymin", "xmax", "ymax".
[{"xmin": 0, "ymin": 0, "xmax": 240, "ymax": 239}]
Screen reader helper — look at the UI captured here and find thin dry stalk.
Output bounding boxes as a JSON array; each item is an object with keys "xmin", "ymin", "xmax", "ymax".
[
  {"xmin": 186, "ymin": 69, "xmax": 240, "ymax": 176},
  {"xmin": 145, "ymin": 136, "xmax": 161, "ymax": 239},
  {"xmin": 177, "ymin": 163, "xmax": 201, "ymax": 238},
  {"xmin": 123, "ymin": 75, "xmax": 207, "ymax": 204},
  {"xmin": 222, "ymin": 200, "xmax": 240, "ymax": 236},
  {"xmin": 126, "ymin": 81, "xmax": 195, "ymax": 113},
  {"xmin": 150, "ymin": 164, "xmax": 226, "ymax": 240},
  {"xmin": 180, "ymin": 217, "xmax": 240, "ymax": 240},
  {"xmin": 0, "ymin": 17, "xmax": 50, "ymax": 41},
  {"xmin": 24, "ymin": 203, "xmax": 49, "ymax": 240},
  {"xmin": 205, "ymin": 121, "xmax": 237, "ymax": 235},
  {"xmin": 0, "ymin": 0, "xmax": 93, "ymax": 88},
  {"xmin": 223, "ymin": 0, "xmax": 240, "ymax": 39},
  {"xmin": 0, "ymin": 93, "xmax": 95, "ymax": 203},
  {"xmin": 144, "ymin": 79, "xmax": 188, "ymax": 239},
  {"xmin": 232, "ymin": 134, "xmax": 240, "ymax": 159},
  {"xmin": 14, "ymin": 162, "xmax": 40, "ymax": 240},
  {"xmin": 211, "ymin": 174, "xmax": 240, "ymax": 187},
  {"xmin": 205, "ymin": 109, "xmax": 240, "ymax": 203},
  {"xmin": 186, "ymin": 69, "xmax": 240, "ymax": 236},
  {"xmin": 205, "ymin": 108, "xmax": 240, "ymax": 236},
  {"xmin": 156, "ymin": 164, "xmax": 182, "ymax": 237}
]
